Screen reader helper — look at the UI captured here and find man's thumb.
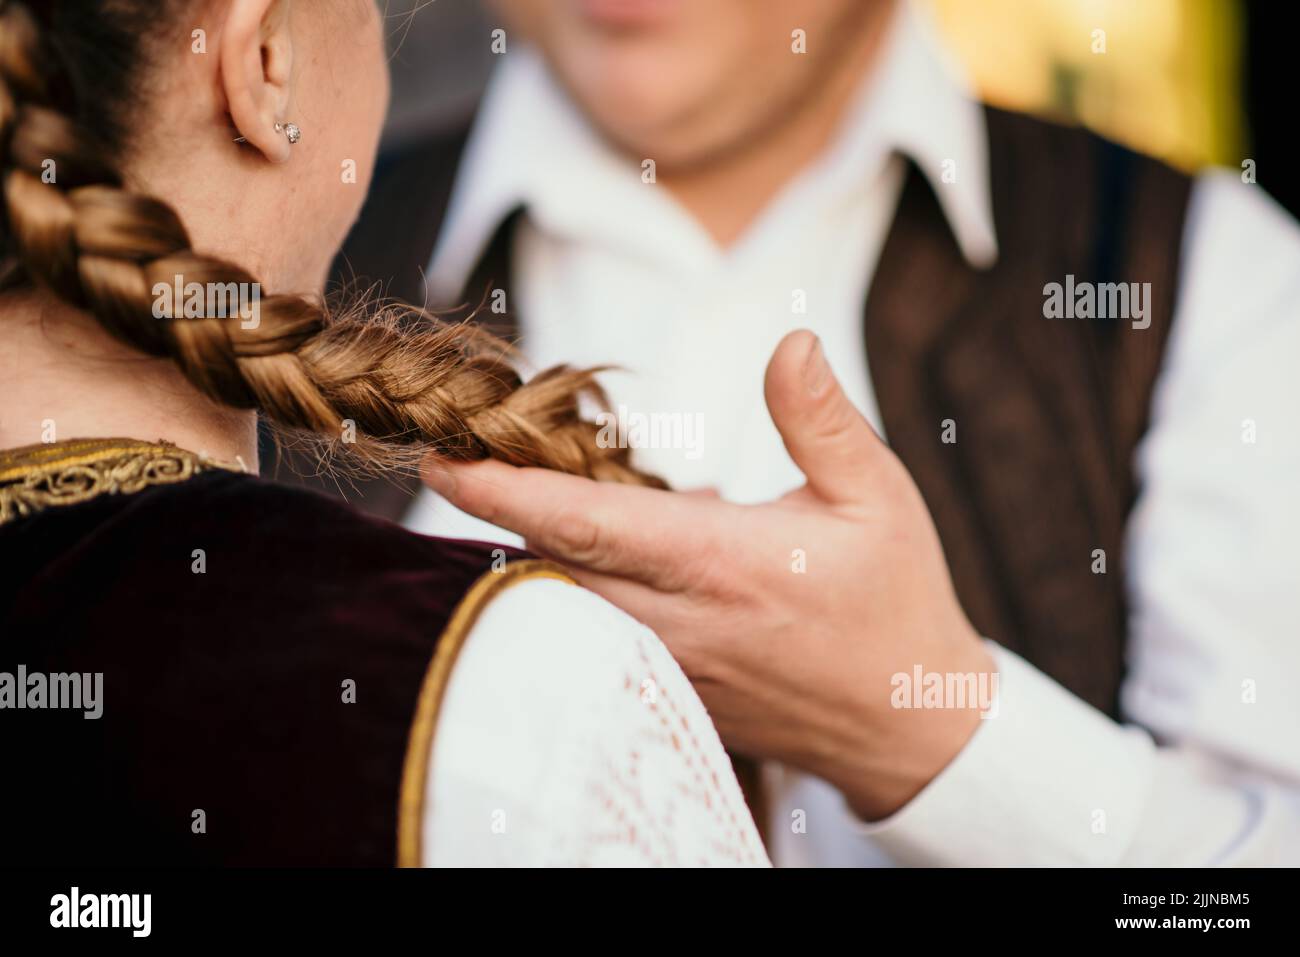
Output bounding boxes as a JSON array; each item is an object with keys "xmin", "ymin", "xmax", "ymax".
[{"xmin": 763, "ymin": 330, "xmax": 888, "ymax": 505}]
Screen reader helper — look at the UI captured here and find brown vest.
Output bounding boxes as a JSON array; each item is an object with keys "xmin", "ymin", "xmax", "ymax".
[
  {"xmin": 323, "ymin": 105, "xmax": 1193, "ymax": 716},
  {"xmin": 865, "ymin": 108, "xmax": 1191, "ymax": 714}
]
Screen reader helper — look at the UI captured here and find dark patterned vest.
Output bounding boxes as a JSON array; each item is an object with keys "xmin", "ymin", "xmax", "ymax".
[
  {"xmin": 864, "ymin": 108, "xmax": 1191, "ymax": 714},
  {"xmin": 328, "ymin": 105, "xmax": 1193, "ymax": 716},
  {"xmin": 0, "ymin": 440, "xmax": 555, "ymax": 865}
]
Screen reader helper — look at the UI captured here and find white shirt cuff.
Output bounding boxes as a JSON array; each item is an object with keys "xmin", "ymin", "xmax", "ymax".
[{"xmin": 857, "ymin": 642, "xmax": 1157, "ymax": 865}]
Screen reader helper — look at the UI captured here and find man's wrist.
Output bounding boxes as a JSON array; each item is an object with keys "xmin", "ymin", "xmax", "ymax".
[
  {"xmin": 843, "ymin": 704, "xmax": 984, "ymax": 821},
  {"xmin": 836, "ymin": 641, "xmax": 996, "ymax": 821}
]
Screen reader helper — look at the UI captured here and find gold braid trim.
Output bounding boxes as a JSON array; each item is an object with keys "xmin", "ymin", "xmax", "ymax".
[
  {"xmin": 0, "ymin": 438, "xmax": 244, "ymax": 526},
  {"xmin": 397, "ymin": 559, "xmax": 578, "ymax": 867}
]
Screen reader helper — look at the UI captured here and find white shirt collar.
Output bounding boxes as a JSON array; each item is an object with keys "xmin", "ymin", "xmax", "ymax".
[{"xmin": 428, "ymin": 0, "xmax": 997, "ymax": 300}]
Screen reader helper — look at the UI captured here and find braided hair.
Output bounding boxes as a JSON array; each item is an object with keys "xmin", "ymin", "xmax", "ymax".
[{"xmin": 0, "ymin": 0, "xmax": 664, "ymax": 485}]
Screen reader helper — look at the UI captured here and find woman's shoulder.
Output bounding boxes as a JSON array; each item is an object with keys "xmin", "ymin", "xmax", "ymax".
[
  {"xmin": 425, "ymin": 576, "xmax": 769, "ymax": 866},
  {"xmin": 3, "ymin": 465, "xmax": 531, "ymax": 644},
  {"xmin": 147, "ymin": 467, "xmax": 515, "ymax": 567},
  {"xmin": 157, "ymin": 468, "xmax": 506, "ymax": 568}
]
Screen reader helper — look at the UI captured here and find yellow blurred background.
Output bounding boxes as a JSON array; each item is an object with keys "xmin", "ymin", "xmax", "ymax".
[{"xmin": 926, "ymin": 0, "xmax": 1245, "ymax": 170}]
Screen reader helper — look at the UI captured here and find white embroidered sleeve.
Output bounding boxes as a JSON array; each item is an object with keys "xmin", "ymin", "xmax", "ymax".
[{"xmin": 424, "ymin": 576, "xmax": 769, "ymax": 867}]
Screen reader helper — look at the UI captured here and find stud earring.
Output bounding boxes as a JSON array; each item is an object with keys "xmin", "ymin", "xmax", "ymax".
[{"xmin": 233, "ymin": 122, "xmax": 302, "ymax": 146}]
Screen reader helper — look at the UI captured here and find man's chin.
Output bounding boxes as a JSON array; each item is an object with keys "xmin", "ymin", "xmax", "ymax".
[{"xmin": 586, "ymin": 116, "xmax": 724, "ymax": 173}]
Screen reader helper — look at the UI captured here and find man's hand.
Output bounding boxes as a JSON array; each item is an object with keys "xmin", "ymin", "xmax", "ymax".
[{"xmin": 422, "ymin": 330, "xmax": 996, "ymax": 820}]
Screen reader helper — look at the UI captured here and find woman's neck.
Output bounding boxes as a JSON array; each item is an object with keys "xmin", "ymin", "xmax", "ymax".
[{"xmin": 0, "ymin": 290, "xmax": 259, "ymax": 469}]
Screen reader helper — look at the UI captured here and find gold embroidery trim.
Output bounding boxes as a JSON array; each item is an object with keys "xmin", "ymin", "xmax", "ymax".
[
  {"xmin": 0, "ymin": 438, "xmax": 243, "ymax": 527},
  {"xmin": 397, "ymin": 559, "xmax": 578, "ymax": 867}
]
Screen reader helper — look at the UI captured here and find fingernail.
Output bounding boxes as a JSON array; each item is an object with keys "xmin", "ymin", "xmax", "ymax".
[
  {"xmin": 423, "ymin": 462, "xmax": 458, "ymax": 498},
  {"xmin": 802, "ymin": 335, "xmax": 831, "ymax": 397}
]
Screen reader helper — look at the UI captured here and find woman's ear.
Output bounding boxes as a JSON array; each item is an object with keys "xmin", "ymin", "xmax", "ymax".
[{"xmin": 222, "ymin": 0, "xmax": 295, "ymax": 163}]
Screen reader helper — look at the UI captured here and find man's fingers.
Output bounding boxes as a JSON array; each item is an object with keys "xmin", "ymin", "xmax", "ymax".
[
  {"xmin": 763, "ymin": 330, "xmax": 890, "ymax": 506},
  {"xmin": 421, "ymin": 456, "xmax": 715, "ymax": 590}
]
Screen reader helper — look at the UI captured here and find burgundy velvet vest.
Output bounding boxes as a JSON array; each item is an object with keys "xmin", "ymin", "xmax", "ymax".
[
  {"xmin": 325, "ymin": 105, "xmax": 1193, "ymax": 716},
  {"xmin": 0, "ymin": 457, "xmax": 540, "ymax": 866}
]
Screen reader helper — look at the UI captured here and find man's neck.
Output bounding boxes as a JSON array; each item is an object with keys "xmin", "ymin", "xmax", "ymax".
[{"xmin": 660, "ymin": 5, "xmax": 897, "ymax": 248}]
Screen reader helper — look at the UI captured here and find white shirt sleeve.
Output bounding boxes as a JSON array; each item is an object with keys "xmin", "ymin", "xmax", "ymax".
[
  {"xmin": 423, "ymin": 576, "xmax": 770, "ymax": 867},
  {"xmin": 846, "ymin": 170, "xmax": 1300, "ymax": 866}
]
